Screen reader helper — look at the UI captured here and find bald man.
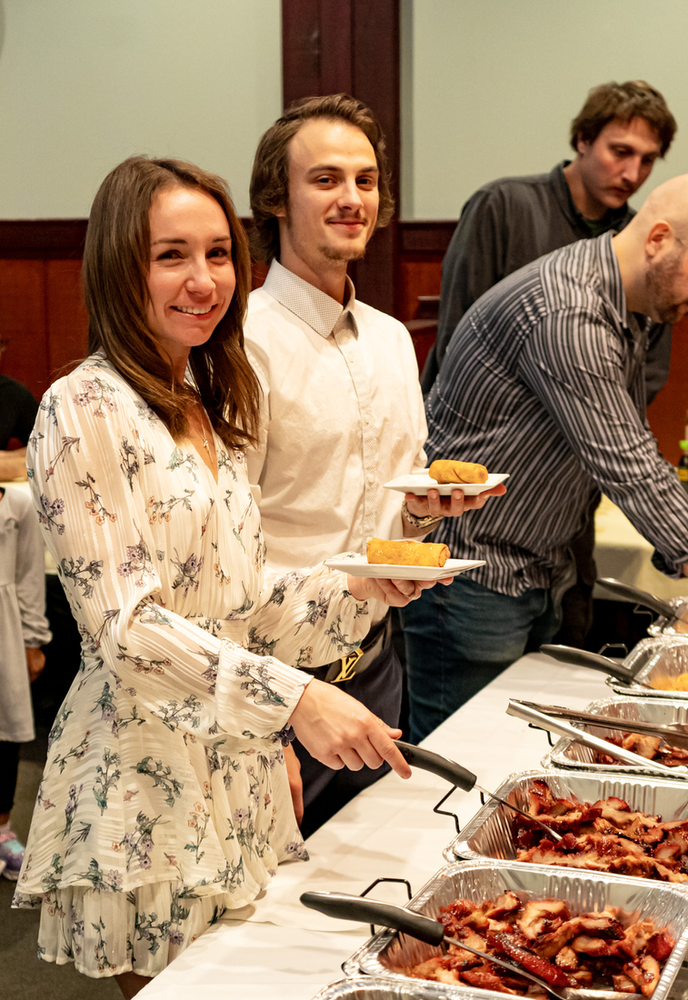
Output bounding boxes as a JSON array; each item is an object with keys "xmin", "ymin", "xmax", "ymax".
[{"xmin": 401, "ymin": 175, "xmax": 688, "ymax": 743}]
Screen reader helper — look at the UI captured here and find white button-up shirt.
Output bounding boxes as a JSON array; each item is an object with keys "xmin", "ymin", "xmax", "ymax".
[{"xmin": 245, "ymin": 261, "xmax": 427, "ymax": 619}]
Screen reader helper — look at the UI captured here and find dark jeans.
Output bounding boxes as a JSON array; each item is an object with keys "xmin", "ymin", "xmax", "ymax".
[
  {"xmin": 294, "ymin": 634, "xmax": 403, "ymax": 839},
  {"xmin": 400, "ymin": 574, "xmax": 561, "ymax": 744}
]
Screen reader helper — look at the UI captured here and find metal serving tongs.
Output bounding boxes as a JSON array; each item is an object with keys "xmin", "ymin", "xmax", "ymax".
[
  {"xmin": 515, "ymin": 700, "xmax": 688, "ymax": 751},
  {"xmin": 539, "ymin": 644, "xmax": 656, "ymax": 690},
  {"xmin": 394, "ymin": 741, "xmax": 562, "ymax": 842},
  {"xmin": 300, "ymin": 891, "xmax": 641, "ymax": 1000},
  {"xmin": 506, "ymin": 700, "xmax": 688, "ymax": 777}
]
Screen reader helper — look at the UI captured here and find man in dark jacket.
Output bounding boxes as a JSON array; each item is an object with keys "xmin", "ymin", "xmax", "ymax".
[
  {"xmin": 422, "ymin": 80, "xmax": 677, "ymax": 398},
  {"xmin": 419, "ymin": 80, "xmax": 677, "ymax": 648}
]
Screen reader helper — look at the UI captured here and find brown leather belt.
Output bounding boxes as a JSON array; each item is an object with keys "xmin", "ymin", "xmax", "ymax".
[{"xmin": 304, "ymin": 614, "xmax": 391, "ymax": 684}]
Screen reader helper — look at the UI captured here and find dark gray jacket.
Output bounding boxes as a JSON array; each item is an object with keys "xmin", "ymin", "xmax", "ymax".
[{"xmin": 421, "ymin": 162, "xmax": 672, "ymax": 402}]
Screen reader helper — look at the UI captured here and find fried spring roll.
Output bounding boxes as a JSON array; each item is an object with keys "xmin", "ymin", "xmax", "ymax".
[
  {"xmin": 366, "ymin": 537, "xmax": 450, "ymax": 567},
  {"xmin": 428, "ymin": 459, "xmax": 488, "ymax": 485}
]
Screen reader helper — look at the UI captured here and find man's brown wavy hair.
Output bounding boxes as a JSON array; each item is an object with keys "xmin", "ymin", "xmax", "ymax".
[
  {"xmin": 570, "ymin": 80, "xmax": 676, "ymax": 157},
  {"xmin": 83, "ymin": 156, "xmax": 260, "ymax": 449},
  {"xmin": 249, "ymin": 93, "xmax": 395, "ymax": 264}
]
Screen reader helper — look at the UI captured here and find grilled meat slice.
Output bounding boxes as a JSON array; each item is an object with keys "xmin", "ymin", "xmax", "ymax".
[
  {"xmin": 517, "ymin": 899, "xmax": 570, "ymax": 940},
  {"xmin": 624, "ymin": 955, "xmax": 662, "ymax": 997},
  {"xmin": 489, "ymin": 932, "xmax": 574, "ymax": 987}
]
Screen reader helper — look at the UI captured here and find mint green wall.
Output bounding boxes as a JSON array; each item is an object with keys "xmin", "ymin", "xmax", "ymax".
[
  {"xmin": 401, "ymin": 0, "xmax": 688, "ymax": 219},
  {"xmin": 0, "ymin": 0, "xmax": 281, "ymax": 217}
]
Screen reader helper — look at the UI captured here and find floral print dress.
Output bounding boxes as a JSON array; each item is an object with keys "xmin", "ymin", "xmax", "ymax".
[{"xmin": 13, "ymin": 356, "xmax": 369, "ymax": 978}]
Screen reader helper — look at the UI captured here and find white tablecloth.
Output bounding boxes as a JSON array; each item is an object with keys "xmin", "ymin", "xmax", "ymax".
[
  {"xmin": 140, "ymin": 653, "xmax": 610, "ymax": 999},
  {"xmin": 593, "ymin": 494, "xmax": 688, "ymax": 601}
]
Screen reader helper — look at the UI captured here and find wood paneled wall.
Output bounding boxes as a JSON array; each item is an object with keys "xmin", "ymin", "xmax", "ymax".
[
  {"xmin": 2, "ymin": 216, "xmax": 686, "ymax": 469},
  {"xmin": 648, "ymin": 315, "xmax": 688, "ymax": 466},
  {"xmin": 0, "ymin": 258, "xmax": 89, "ymax": 401}
]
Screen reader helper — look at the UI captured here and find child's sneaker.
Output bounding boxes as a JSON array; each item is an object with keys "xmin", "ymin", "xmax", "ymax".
[{"xmin": 0, "ymin": 830, "xmax": 25, "ymax": 880}]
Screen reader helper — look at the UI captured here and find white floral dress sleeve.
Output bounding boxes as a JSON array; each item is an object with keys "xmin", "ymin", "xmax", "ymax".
[{"xmin": 15, "ymin": 357, "xmax": 370, "ymax": 935}]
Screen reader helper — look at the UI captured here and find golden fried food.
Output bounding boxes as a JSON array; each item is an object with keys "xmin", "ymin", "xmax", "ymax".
[
  {"xmin": 651, "ymin": 673, "xmax": 688, "ymax": 691},
  {"xmin": 428, "ymin": 459, "xmax": 488, "ymax": 484},
  {"xmin": 366, "ymin": 537, "xmax": 450, "ymax": 567}
]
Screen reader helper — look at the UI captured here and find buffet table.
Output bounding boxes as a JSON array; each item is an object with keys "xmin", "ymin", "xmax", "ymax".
[{"xmin": 140, "ymin": 653, "xmax": 611, "ymax": 1000}]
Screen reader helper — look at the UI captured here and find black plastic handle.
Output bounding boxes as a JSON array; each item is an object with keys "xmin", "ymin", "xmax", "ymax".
[
  {"xmin": 300, "ymin": 890, "xmax": 445, "ymax": 946},
  {"xmin": 596, "ymin": 578, "xmax": 675, "ymax": 619},
  {"xmin": 539, "ymin": 644, "xmax": 637, "ymax": 684},
  {"xmin": 395, "ymin": 740, "xmax": 477, "ymax": 791}
]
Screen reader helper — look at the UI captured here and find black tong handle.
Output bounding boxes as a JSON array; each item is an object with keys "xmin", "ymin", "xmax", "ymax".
[
  {"xmin": 539, "ymin": 644, "xmax": 638, "ymax": 684},
  {"xmin": 596, "ymin": 578, "xmax": 675, "ymax": 619},
  {"xmin": 395, "ymin": 740, "xmax": 477, "ymax": 791},
  {"xmin": 300, "ymin": 890, "xmax": 445, "ymax": 945}
]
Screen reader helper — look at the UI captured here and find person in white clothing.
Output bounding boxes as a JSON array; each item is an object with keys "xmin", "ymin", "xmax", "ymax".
[
  {"xmin": 12, "ymin": 155, "xmax": 446, "ymax": 997},
  {"xmin": 0, "ymin": 486, "xmax": 51, "ymax": 878},
  {"xmin": 245, "ymin": 94, "xmax": 505, "ymax": 834}
]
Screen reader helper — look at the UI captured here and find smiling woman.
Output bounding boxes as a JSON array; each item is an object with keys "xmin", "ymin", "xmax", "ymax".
[
  {"xmin": 82, "ymin": 157, "xmax": 259, "ymax": 455},
  {"xmin": 11, "ymin": 156, "xmax": 418, "ymax": 997},
  {"xmin": 146, "ymin": 187, "xmax": 236, "ymax": 384}
]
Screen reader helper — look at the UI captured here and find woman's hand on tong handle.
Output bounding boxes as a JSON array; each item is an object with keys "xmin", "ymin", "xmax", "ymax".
[{"xmin": 289, "ymin": 678, "xmax": 413, "ymax": 780}]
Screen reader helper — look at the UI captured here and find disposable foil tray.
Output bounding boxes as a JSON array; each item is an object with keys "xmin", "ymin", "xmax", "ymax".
[
  {"xmin": 647, "ymin": 597, "xmax": 688, "ymax": 638},
  {"xmin": 543, "ymin": 697, "xmax": 688, "ymax": 778},
  {"xmin": 607, "ymin": 637, "xmax": 688, "ymax": 698},
  {"xmin": 446, "ymin": 769, "xmax": 688, "ymax": 877},
  {"xmin": 342, "ymin": 860, "xmax": 688, "ymax": 1000},
  {"xmin": 311, "ymin": 976, "xmax": 467, "ymax": 999}
]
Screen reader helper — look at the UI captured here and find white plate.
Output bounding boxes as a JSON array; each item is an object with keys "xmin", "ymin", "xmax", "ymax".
[
  {"xmin": 383, "ymin": 471, "xmax": 509, "ymax": 496},
  {"xmin": 324, "ymin": 555, "xmax": 486, "ymax": 581}
]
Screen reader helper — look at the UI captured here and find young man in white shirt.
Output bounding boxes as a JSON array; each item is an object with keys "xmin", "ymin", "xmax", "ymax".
[{"xmin": 244, "ymin": 94, "xmax": 503, "ymax": 834}]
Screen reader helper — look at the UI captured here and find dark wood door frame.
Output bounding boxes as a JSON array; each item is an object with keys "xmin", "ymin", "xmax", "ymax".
[{"xmin": 281, "ymin": 0, "xmax": 400, "ymax": 315}]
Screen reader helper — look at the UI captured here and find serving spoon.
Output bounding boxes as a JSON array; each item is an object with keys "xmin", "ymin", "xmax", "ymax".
[
  {"xmin": 539, "ymin": 644, "xmax": 656, "ymax": 690},
  {"xmin": 395, "ymin": 741, "xmax": 562, "ymax": 842}
]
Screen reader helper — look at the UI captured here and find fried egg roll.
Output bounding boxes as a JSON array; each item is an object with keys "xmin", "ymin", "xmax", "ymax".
[
  {"xmin": 428, "ymin": 459, "xmax": 488, "ymax": 484},
  {"xmin": 366, "ymin": 537, "xmax": 450, "ymax": 567}
]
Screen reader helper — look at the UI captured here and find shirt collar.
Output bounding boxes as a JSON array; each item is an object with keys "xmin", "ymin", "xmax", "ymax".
[
  {"xmin": 595, "ymin": 230, "xmax": 649, "ymax": 347},
  {"xmin": 263, "ymin": 259, "xmax": 358, "ymax": 339},
  {"xmin": 550, "ymin": 162, "xmax": 633, "ymax": 235}
]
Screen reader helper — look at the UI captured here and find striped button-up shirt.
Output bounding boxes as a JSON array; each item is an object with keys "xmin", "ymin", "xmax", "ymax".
[{"xmin": 427, "ymin": 232, "xmax": 688, "ymax": 597}]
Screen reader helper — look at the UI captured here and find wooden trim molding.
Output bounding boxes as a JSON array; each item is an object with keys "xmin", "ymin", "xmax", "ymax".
[
  {"xmin": 0, "ymin": 218, "xmax": 254, "ymax": 258},
  {"xmin": 398, "ymin": 220, "xmax": 457, "ymax": 255},
  {"xmin": 0, "ymin": 219, "xmax": 88, "ymax": 256}
]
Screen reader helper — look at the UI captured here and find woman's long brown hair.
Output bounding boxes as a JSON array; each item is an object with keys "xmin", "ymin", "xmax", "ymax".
[{"xmin": 83, "ymin": 156, "xmax": 260, "ymax": 450}]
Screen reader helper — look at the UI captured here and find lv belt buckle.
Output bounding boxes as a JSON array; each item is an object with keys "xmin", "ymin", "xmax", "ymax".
[{"xmin": 332, "ymin": 647, "xmax": 364, "ymax": 684}]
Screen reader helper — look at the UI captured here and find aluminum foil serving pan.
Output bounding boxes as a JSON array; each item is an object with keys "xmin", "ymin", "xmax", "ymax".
[
  {"xmin": 611, "ymin": 638, "xmax": 688, "ymax": 697},
  {"xmin": 541, "ymin": 637, "xmax": 688, "ymax": 698},
  {"xmin": 543, "ymin": 697, "xmax": 688, "ymax": 778},
  {"xmin": 310, "ymin": 976, "xmax": 464, "ymax": 1000},
  {"xmin": 341, "ymin": 860, "xmax": 688, "ymax": 1000},
  {"xmin": 647, "ymin": 599, "xmax": 688, "ymax": 638},
  {"xmin": 446, "ymin": 769, "xmax": 688, "ymax": 876}
]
